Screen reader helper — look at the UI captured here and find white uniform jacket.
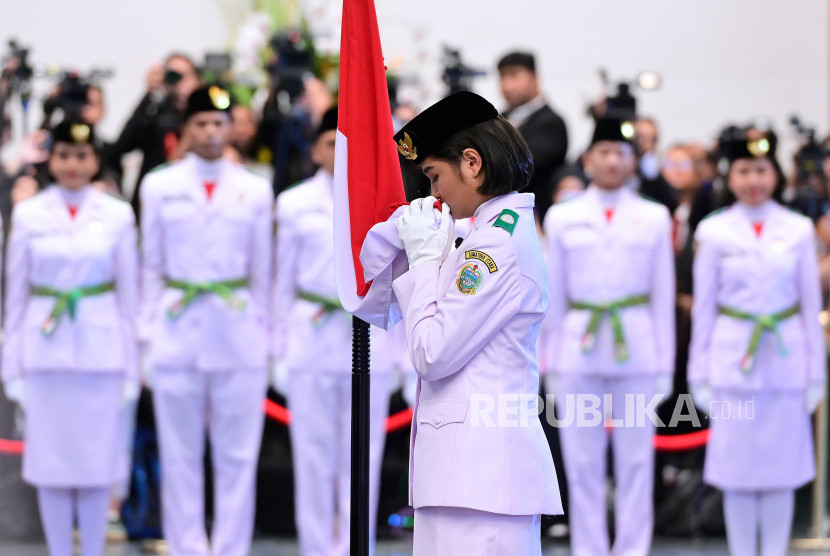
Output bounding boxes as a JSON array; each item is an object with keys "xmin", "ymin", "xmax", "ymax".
[
  {"xmin": 3, "ymin": 186, "xmax": 138, "ymax": 380},
  {"xmin": 139, "ymin": 154, "xmax": 272, "ymax": 370},
  {"xmin": 689, "ymin": 201, "xmax": 826, "ymax": 391},
  {"xmin": 273, "ymin": 170, "xmax": 410, "ymax": 374},
  {"xmin": 393, "ymin": 192, "xmax": 562, "ymax": 516},
  {"xmin": 543, "ymin": 185, "xmax": 675, "ymax": 376}
]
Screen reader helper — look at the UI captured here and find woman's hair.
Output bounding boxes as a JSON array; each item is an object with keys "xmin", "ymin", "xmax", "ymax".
[
  {"xmin": 721, "ymin": 156, "xmax": 786, "ymax": 205},
  {"xmin": 427, "ymin": 116, "xmax": 533, "ymax": 196}
]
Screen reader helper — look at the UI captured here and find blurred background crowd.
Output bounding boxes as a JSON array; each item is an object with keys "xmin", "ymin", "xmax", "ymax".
[{"xmin": 0, "ymin": 0, "xmax": 829, "ymax": 552}]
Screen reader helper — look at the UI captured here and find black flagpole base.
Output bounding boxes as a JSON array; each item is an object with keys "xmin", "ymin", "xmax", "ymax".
[{"xmin": 350, "ymin": 316, "xmax": 370, "ymax": 556}]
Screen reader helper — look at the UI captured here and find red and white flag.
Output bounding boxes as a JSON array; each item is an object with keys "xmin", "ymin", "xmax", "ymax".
[{"xmin": 333, "ymin": 0, "xmax": 406, "ymax": 327}]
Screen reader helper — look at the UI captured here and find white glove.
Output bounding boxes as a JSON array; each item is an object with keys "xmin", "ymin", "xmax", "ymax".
[
  {"xmin": 806, "ymin": 383, "xmax": 825, "ymax": 413},
  {"xmin": 655, "ymin": 375, "xmax": 673, "ymax": 399},
  {"xmin": 270, "ymin": 359, "xmax": 290, "ymax": 396},
  {"xmin": 122, "ymin": 380, "xmax": 140, "ymax": 406},
  {"xmin": 689, "ymin": 382, "xmax": 712, "ymax": 413},
  {"xmin": 4, "ymin": 378, "xmax": 25, "ymax": 410},
  {"xmin": 402, "ymin": 372, "xmax": 418, "ymax": 407},
  {"xmin": 140, "ymin": 344, "xmax": 154, "ymax": 388},
  {"xmin": 396, "ymin": 197, "xmax": 453, "ymax": 268}
]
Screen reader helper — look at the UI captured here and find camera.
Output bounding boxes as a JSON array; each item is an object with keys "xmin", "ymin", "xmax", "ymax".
[
  {"xmin": 604, "ymin": 82, "xmax": 637, "ymax": 121},
  {"xmin": 268, "ymin": 30, "xmax": 315, "ymax": 103},
  {"xmin": 588, "ymin": 69, "xmax": 662, "ymax": 122},
  {"xmin": 790, "ymin": 115, "xmax": 826, "ymax": 181},
  {"xmin": 41, "ymin": 68, "xmax": 113, "ymax": 127},
  {"xmin": 441, "ymin": 46, "xmax": 485, "ymax": 96}
]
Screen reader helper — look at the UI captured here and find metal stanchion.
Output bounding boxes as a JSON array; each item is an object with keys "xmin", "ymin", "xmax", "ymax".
[{"xmin": 350, "ymin": 316, "xmax": 370, "ymax": 555}]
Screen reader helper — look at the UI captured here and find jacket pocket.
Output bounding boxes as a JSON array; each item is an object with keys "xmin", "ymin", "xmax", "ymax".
[{"xmin": 417, "ymin": 401, "xmax": 468, "ymax": 429}]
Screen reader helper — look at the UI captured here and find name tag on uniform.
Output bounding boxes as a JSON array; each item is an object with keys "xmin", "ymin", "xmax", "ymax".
[
  {"xmin": 161, "ymin": 194, "xmax": 194, "ymax": 204},
  {"xmin": 720, "ymin": 247, "xmax": 750, "ymax": 260}
]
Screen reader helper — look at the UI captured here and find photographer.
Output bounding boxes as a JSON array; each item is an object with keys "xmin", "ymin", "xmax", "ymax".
[
  {"xmin": 106, "ymin": 53, "xmax": 201, "ymax": 217},
  {"xmin": 497, "ymin": 51, "xmax": 568, "ymax": 223},
  {"xmin": 9, "ymin": 76, "xmax": 121, "ymax": 207}
]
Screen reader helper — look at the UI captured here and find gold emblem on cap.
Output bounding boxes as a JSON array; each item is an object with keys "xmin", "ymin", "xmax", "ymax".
[
  {"xmin": 621, "ymin": 121, "xmax": 635, "ymax": 140},
  {"xmin": 70, "ymin": 124, "xmax": 90, "ymax": 143},
  {"xmin": 747, "ymin": 138, "xmax": 770, "ymax": 157},
  {"xmin": 208, "ymin": 86, "xmax": 231, "ymax": 110},
  {"xmin": 397, "ymin": 132, "xmax": 418, "ymax": 161}
]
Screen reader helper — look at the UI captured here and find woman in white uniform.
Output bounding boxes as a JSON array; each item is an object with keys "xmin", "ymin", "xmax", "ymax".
[
  {"xmin": 689, "ymin": 127, "xmax": 826, "ymax": 556},
  {"xmin": 392, "ymin": 91, "xmax": 561, "ymax": 556},
  {"xmin": 2, "ymin": 120, "xmax": 139, "ymax": 556}
]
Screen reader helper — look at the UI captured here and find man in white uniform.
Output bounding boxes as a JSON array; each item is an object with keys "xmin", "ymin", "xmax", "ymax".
[
  {"xmin": 139, "ymin": 85, "xmax": 273, "ymax": 556},
  {"xmin": 272, "ymin": 107, "xmax": 408, "ymax": 555},
  {"xmin": 543, "ymin": 116, "xmax": 675, "ymax": 556}
]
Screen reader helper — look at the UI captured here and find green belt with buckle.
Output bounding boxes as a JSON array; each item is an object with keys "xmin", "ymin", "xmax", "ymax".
[
  {"xmin": 569, "ymin": 294, "xmax": 651, "ymax": 363},
  {"xmin": 717, "ymin": 303, "xmax": 800, "ymax": 374},
  {"xmin": 164, "ymin": 277, "xmax": 249, "ymax": 320},
  {"xmin": 31, "ymin": 282, "xmax": 115, "ymax": 336},
  {"xmin": 297, "ymin": 289, "xmax": 343, "ymax": 328}
]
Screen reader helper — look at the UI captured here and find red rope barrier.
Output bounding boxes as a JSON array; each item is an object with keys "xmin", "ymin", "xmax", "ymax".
[
  {"xmin": 385, "ymin": 407, "xmax": 414, "ymax": 433},
  {"xmin": 654, "ymin": 429, "xmax": 710, "ymax": 452},
  {"xmin": 0, "ymin": 438, "xmax": 24, "ymax": 454},
  {"xmin": 0, "ymin": 404, "xmax": 708, "ymax": 455},
  {"xmin": 263, "ymin": 399, "xmax": 291, "ymax": 425},
  {"xmin": 263, "ymin": 400, "xmax": 414, "ymax": 433},
  {"xmin": 262, "ymin": 399, "xmax": 710, "ymax": 449}
]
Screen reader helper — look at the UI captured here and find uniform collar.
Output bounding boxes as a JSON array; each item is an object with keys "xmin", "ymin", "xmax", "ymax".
[
  {"xmin": 472, "ymin": 191, "xmax": 534, "ymax": 229},
  {"xmin": 584, "ymin": 183, "xmax": 635, "ymax": 205},
  {"xmin": 44, "ymin": 184, "xmax": 102, "ymax": 229},
  {"xmin": 728, "ymin": 200, "xmax": 782, "ymax": 242},
  {"xmin": 734, "ymin": 199, "xmax": 775, "ymax": 222},
  {"xmin": 188, "ymin": 152, "xmax": 224, "ymax": 180}
]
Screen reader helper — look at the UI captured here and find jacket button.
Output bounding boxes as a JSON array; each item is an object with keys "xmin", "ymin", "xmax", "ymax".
[{"xmin": 433, "ymin": 414, "xmax": 443, "ymax": 425}]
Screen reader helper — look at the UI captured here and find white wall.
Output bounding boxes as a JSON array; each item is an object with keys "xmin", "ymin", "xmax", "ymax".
[
  {"xmin": 2, "ymin": 0, "xmax": 828, "ymax": 166},
  {"xmin": 0, "ymin": 0, "xmax": 230, "ymax": 139},
  {"xmin": 376, "ymin": 0, "xmax": 830, "ymax": 163}
]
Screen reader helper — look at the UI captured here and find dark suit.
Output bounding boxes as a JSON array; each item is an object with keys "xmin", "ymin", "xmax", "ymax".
[
  {"xmin": 505, "ymin": 103, "xmax": 568, "ymax": 221},
  {"xmin": 637, "ymin": 173, "xmax": 679, "ymax": 215}
]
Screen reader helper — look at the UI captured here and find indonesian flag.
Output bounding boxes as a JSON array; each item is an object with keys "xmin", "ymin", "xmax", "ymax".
[{"xmin": 333, "ymin": 0, "xmax": 406, "ymax": 327}]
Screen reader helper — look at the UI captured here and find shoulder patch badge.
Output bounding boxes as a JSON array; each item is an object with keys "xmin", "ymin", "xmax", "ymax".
[
  {"xmin": 465, "ymin": 250, "xmax": 498, "ymax": 273},
  {"xmin": 493, "ymin": 209, "xmax": 519, "ymax": 235},
  {"xmin": 456, "ymin": 262, "xmax": 483, "ymax": 295}
]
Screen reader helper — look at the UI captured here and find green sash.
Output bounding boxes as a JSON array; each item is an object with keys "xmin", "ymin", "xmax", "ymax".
[
  {"xmin": 297, "ymin": 290, "xmax": 343, "ymax": 328},
  {"xmin": 31, "ymin": 282, "xmax": 115, "ymax": 336},
  {"xmin": 718, "ymin": 304, "xmax": 800, "ymax": 374},
  {"xmin": 569, "ymin": 294, "xmax": 651, "ymax": 363},
  {"xmin": 165, "ymin": 277, "xmax": 249, "ymax": 320}
]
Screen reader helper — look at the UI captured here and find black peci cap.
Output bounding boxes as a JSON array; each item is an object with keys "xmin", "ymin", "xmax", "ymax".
[
  {"xmin": 315, "ymin": 106, "xmax": 338, "ymax": 140},
  {"xmin": 590, "ymin": 116, "xmax": 636, "ymax": 147},
  {"xmin": 721, "ymin": 126, "xmax": 778, "ymax": 162},
  {"xmin": 51, "ymin": 120, "xmax": 98, "ymax": 150},
  {"xmin": 184, "ymin": 85, "xmax": 233, "ymax": 120},
  {"xmin": 393, "ymin": 91, "xmax": 499, "ymax": 165}
]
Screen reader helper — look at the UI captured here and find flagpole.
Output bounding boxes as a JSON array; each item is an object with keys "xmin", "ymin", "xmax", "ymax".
[{"xmin": 351, "ymin": 316, "xmax": 370, "ymax": 555}]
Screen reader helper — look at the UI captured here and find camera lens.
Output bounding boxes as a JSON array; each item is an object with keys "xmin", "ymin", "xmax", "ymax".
[{"xmin": 163, "ymin": 69, "xmax": 183, "ymax": 86}]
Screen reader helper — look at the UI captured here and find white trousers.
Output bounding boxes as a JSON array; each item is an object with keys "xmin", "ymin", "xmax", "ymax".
[
  {"xmin": 723, "ymin": 489, "xmax": 795, "ymax": 556},
  {"xmin": 38, "ymin": 486, "xmax": 110, "ymax": 556},
  {"xmin": 413, "ymin": 506, "xmax": 542, "ymax": 556},
  {"xmin": 288, "ymin": 371, "xmax": 392, "ymax": 556},
  {"xmin": 556, "ymin": 375, "xmax": 657, "ymax": 556},
  {"xmin": 153, "ymin": 368, "xmax": 268, "ymax": 556}
]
